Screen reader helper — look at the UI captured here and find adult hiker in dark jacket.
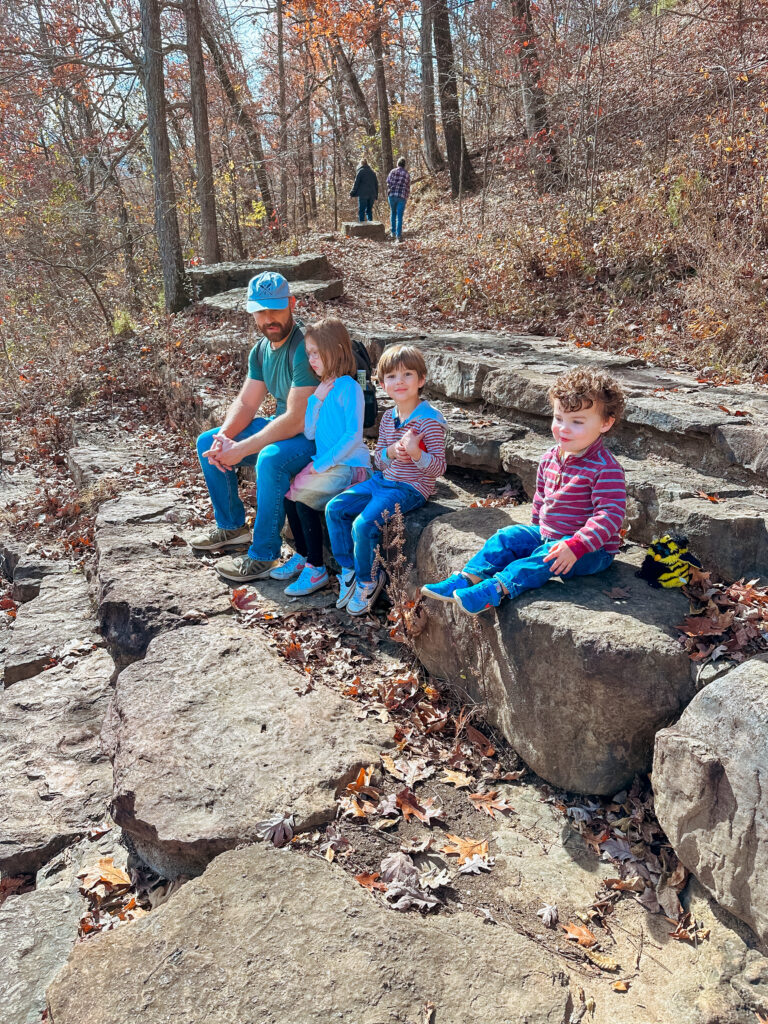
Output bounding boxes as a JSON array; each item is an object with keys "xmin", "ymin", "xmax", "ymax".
[{"xmin": 350, "ymin": 158, "xmax": 379, "ymax": 222}]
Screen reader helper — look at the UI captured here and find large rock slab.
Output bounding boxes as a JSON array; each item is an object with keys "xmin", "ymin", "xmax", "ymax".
[
  {"xmin": 653, "ymin": 658, "xmax": 768, "ymax": 944},
  {"xmin": 0, "ymin": 648, "xmax": 114, "ymax": 876},
  {"xmin": 1, "ymin": 832, "xmax": 126, "ymax": 1024},
  {"xmin": 46, "ymin": 843, "xmax": 571, "ymax": 1024},
  {"xmin": 187, "ymin": 253, "xmax": 332, "ymax": 299},
  {"xmin": 95, "ymin": 491, "xmax": 231, "ymax": 658},
  {"xmin": 343, "ymin": 219, "xmax": 386, "ymax": 239},
  {"xmin": 4, "ymin": 572, "xmax": 101, "ymax": 687},
  {"xmin": 202, "ymin": 277, "xmax": 343, "ymax": 312},
  {"xmin": 414, "ymin": 506, "xmax": 694, "ymax": 794},
  {"xmin": 66, "ymin": 439, "xmax": 134, "ymax": 489},
  {"xmin": 103, "ymin": 619, "xmax": 392, "ymax": 877}
]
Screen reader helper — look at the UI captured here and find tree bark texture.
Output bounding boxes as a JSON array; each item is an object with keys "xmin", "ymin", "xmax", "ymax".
[
  {"xmin": 276, "ymin": 0, "xmax": 289, "ymax": 226},
  {"xmin": 369, "ymin": 20, "xmax": 394, "ymax": 176},
  {"xmin": 431, "ymin": 0, "xmax": 477, "ymax": 195},
  {"xmin": 507, "ymin": 0, "xmax": 563, "ymax": 190},
  {"xmin": 200, "ymin": 19, "xmax": 277, "ymax": 228},
  {"xmin": 183, "ymin": 0, "xmax": 221, "ymax": 263},
  {"xmin": 139, "ymin": 0, "xmax": 187, "ymax": 312},
  {"xmin": 332, "ymin": 39, "xmax": 377, "ymax": 141},
  {"xmin": 420, "ymin": 0, "xmax": 445, "ymax": 172}
]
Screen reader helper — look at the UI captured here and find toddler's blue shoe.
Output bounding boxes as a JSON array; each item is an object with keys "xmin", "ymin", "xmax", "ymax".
[
  {"xmin": 421, "ymin": 573, "xmax": 470, "ymax": 603},
  {"xmin": 454, "ymin": 577, "xmax": 504, "ymax": 616}
]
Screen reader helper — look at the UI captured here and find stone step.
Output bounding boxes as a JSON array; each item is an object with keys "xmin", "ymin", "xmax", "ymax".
[
  {"xmin": 103, "ymin": 618, "xmax": 392, "ymax": 878},
  {"xmin": 201, "ymin": 277, "xmax": 344, "ymax": 312},
  {"xmin": 654, "ymin": 656, "xmax": 768, "ymax": 947},
  {"xmin": 351, "ymin": 327, "xmax": 768, "ymax": 486},
  {"xmin": 343, "ymin": 220, "xmax": 386, "ymax": 239},
  {"xmin": 94, "ymin": 491, "xmax": 232, "ymax": 660},
  {"xmin": 3, "ymin": 572, "xmax": 102, "ymax": 687},
  {"xmin": 413, "ymin": 504, "xmax": 694, "ymax": 795},
  {"xmin": 0, "ymin": 648, "xmax": 114, "ymax": 876},
  {"xmin": 187, "ymin": 252, "xmax": 333, "ymax": 300}
]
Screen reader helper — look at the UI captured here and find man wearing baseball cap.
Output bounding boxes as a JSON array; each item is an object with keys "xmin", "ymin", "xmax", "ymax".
[{"xmin": 190, "ymin": 271, "xmax": 319, "ymax": 581}]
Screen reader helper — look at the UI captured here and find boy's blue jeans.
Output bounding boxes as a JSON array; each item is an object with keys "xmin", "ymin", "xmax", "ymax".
[
  {"xmin": 388, "ymin": 196, "xmax": 406, "ymax": 238},
  {"xmin": 325, "ymin": 473, "xmax": 425, "ymax": 584},
  {"xmin": 358, "ymin": 197, "xmax": 373, "ymax": 222},
  {"xmin": 196, "ymin": 418, "xmax": 315, "ymax": 561},
  {"xmin": 464, "ymin": 523, "xmax": 614, "ymax": 600}
]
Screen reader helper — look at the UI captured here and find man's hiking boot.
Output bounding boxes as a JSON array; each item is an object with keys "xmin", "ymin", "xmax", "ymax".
[
  {"xmin": 216, "ymin": 555, "xmax": 278, "ymax": 582},
  {"xmin": 189, "ymin": 525, "xmax": 251, "ymax": 552}
]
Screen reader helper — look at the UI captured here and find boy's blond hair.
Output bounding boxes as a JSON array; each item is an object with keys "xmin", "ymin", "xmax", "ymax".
[
  {"xmin": 548, "ymin": 366, "xmax": 626, "ymax": 424},
  {"xmin": 376, "ymin": 344, "xmax": 427, "ymax": 385},
  {"xmin": 304, "ymin": 317, "xmax": 356, "ymax": 381}
]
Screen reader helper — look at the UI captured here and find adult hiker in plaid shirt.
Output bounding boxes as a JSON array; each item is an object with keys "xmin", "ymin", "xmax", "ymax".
[{"xmin": 386, "ymin": 157, "xmax": 410, "ymax": 242}]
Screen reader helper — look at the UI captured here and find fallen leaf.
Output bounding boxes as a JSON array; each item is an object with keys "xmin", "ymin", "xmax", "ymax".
[
  {"xmin": 562, "ymin": 921, "xmax": 597, "ymax": 947},
  {"xmin": 697, "ymin": 491, "xmax": 722, "ymax": 503},
  {"xmin": 78, "ymin": 857, "xmax": 131, "ymax": 892},
  {"xmin": 441, "ymin": 833, "xmax": 489, "ymax": 865},
  {"xmin": 254, "ymin": 813, "xmax": 295, "ymax": 848},
  {"xmin": 468, "ymin": 790, "xmax": 514, "ymax": 819},
  {"xmin": 458, "ymin": 853, "xmax": 495, "ymax": 874},
  {"xmin": 355, "ymin": 872, "xmax": 387, "ymax": 892},
  {"xmin": 439, "ymin": 768, "xmax": 473, "ymax": 789},
  {"xmin": 384, "ymin": 881, "xmax": 441, "ymax": 912},
  {"xmin": 380, "ymin": 851, "xmax": 419, "ymax": 886},
  {"xmin": 465, "ymin": 724, "xmax": 495, "ymax": 757},
  {"xmin": 537, "ymin": 903, "xmax": 559, "ymax": 927},
  {"xmin": 612, "ymin": 980, "xmax": 630, "ymax": 992},
  {"xmin": 584, "ymin": 949, "xmax": 620, "ymax": 970}
]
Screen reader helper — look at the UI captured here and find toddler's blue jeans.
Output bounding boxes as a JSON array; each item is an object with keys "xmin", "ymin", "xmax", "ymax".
[
  {"xmin": 463, "ymin": 523, "xmax": 614, "ymax": 600},
  {"xmin": 196, "ymin": 418, "xmax": 315, "ymax": 561},
  {"xmin": 325, "ymin": 473, "xmax": 425, "ymax": 584}
]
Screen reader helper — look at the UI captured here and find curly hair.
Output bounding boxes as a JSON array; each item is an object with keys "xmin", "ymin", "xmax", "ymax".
[{"xmin": 548, "ymin": 366, "xmax": 626, "ymax": 423}]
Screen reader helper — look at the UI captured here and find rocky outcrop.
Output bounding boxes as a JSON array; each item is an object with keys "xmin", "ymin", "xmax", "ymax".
[
  {"xmin": 653, "ymin": 657, "xmax": 768, "ymax": 944},
  {"xmin": 46, "ymin": 842, "xmax": 572, "ymax": 1024},
  {"xmin": 187, "ymin": 252, "xmax": 333, "ymax": 300},
  {"xmin": 0, "ymin": 648, "xmax": 114, "ymax": 876},
  {"xmin": 3, "ymin": 572, "xmax": 101, "ymax": 686},
  {"xmin": 414, "ymin": 506, "xmax": 694, "ymax": 795},
  {"xmin": 202, "ymin": 277, "xmax": 344, "ymax": 312},
  {"xmin": 94, "ymin": 491, "xmax": 231, "ymax": 658},
  {"xmin": 1, "ymin": 834, "xmax": 126, "ymax": 1024},
  {"xmin": 343, "ymin": 220, "xmax": 386, "ymax": 239},
  {"xmin": 103, "ymin": 619, "xmax": 392, "ymax": 877}
]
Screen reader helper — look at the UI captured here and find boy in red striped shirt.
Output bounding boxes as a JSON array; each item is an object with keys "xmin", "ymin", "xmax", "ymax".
[
  {"xmin": 422, "ymin": 366, "xmax": 627, "ymax": 615},
  {"xmin": 326, "ymin": 344, "xmax": 447, "ymax": 616}
]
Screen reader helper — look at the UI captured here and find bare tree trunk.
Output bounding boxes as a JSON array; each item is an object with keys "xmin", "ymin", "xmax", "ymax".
[
  {"xmin": 302, "ymin": 47, "xmax": 318, "ymax": 219},
  {"xmin": 331, "ymin": 39, "xmax": 377, "ymax": 140},
  {"xmin": 369, "ymin": 17, "xmax": 394, "ymax": 175},
  {"xmin": 139, "ymin": 0, "xmax": 187, "ymax": 312},
  {"xmin": 420, "ymin": 0, "xmax": 445, "ymax": 172},
  {"xmin": 277, "ymin": 0, "xmax": 289, "ymax": 227},
  {"xmin": 432, "ymin": 0, "xmax": 476, "ymax": 195},
  {"xmin": 200, "ymin": 19, "xmax": 277, "ymax": 228},
  {"xmin": 508, "ymin": 0, "xmax": 563, "ymax": 189},
  {"xmin": 183, "ymin": 0, "xmax": 221, "ymax": 262}
]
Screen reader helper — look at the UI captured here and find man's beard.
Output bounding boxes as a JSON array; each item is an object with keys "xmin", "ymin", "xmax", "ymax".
[{"xmin": 261, "ymin": 315, "xmax": 293, "ymax": 343}]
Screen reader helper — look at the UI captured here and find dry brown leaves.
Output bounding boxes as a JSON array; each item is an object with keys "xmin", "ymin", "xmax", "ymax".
[
  {"xmin": 77, "ymin": 857, "xmax": 147, "ymax": 937},
  {"xmin": 677, "ymin": 570, "xmax": 768, "ymax": 664}
]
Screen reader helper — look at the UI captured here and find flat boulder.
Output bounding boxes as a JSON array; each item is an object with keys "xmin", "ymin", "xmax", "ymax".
[
  {"xmin": 103, "ymin": 619, "xmax": 392, "ymax": 877},
  {"xmin": 653, "ymin": 657, "xmax": 768, "ymax": 944},
  {"xmin": 343, "ymin": 219, "xmax": 386, "ymax": 240},
  {"xmin": 4, "ymin": 572, "xmax": 101, "ymax": 687},
  {"xmin": 95, "ymin": 491, "xmax": 231, "ymax": 658},
  {"xmin": 46, "ymin": 843, "xmax": 571, "ymax": 1024},
  {"xmin": 0, "ymin": 648, "xmax": 114, "ymax": 876},
  {"xmin": 414, "ymin": 506, "xmax": 693, "ymax": 794}
]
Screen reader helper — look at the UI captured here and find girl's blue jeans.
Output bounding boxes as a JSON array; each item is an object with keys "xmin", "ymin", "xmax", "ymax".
[
  {"xmin": 196, "ymin": 418, "xmax": 315, "ymax": 561},
  {"xmin": 388, "ymin": 196, "xmax": 406, "ymax": 238},
  {"xmin": 325, "ymin": 473, "xmax": 425, "ymax": 584},
  {"xmin": 464, "ymin": 523, "xmax": 614, "ymax": 600}
]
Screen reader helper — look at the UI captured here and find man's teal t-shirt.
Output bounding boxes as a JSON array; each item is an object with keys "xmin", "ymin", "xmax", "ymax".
[{"xmin": 247, "ymin": 323, "xmax": 319, "ymax": 416}]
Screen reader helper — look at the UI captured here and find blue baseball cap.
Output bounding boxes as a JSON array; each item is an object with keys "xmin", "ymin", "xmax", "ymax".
[{"xmin": 245, "ymin": 271, "xmax": 292, "ymax": 312}]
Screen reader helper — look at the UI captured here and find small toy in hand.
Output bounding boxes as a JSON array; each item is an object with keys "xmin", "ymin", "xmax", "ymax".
[{"xmin": 635, "ymin": 533, "xmax": 702, "ymax": 588}]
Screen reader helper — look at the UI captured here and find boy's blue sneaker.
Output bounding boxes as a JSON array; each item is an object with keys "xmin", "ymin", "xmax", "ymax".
[
  {"xmin": 454, "ymin": 577, "xmax": 504, "ymax": 616},
  {"xmin": 421, "ymin": 573, "xmax": 471, "ymax": 603}
]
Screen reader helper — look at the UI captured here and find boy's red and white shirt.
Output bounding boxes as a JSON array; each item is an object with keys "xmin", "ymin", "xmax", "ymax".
[{"xmin": 374, "ymin": 401, "xmax": 447, "ymax": 499}]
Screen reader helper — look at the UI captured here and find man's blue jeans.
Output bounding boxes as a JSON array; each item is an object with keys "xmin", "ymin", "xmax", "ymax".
[
  {"xmin": 325, "ymin": 473, "xmax": 425, "ymax": 584},
  {"xmin": 388, "ymin": 196, "xmax": 406, "ymax": 238},
  {"xmin": 358, "ymin": 197, "xmax": 373, "ymax": 222},
  {"xmin": 464, "ymin": 523, "xmax": 614, "ymax": 600},
  {"xmin": 196, "ymin": 418, "xmax": 314, "ymax": 561}
]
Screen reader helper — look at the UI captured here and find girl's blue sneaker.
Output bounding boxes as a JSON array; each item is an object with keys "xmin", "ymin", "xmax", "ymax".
[
  {"xmin": 421, "ymin": 573, "xmax": 471, "ymax": 603},
  {"xmin": 454, "ymin": 577, "xmax": 504, "ymax": 616}
]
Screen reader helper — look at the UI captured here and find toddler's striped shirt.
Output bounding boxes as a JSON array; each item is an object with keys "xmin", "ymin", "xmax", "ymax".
[
  {"xmin": 374, "ymin": 402, "xmax": 447, "ymax": 499},
  {"xmin": 532, "ymin": 438, "xmax": 626, "ymax": 559}
]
